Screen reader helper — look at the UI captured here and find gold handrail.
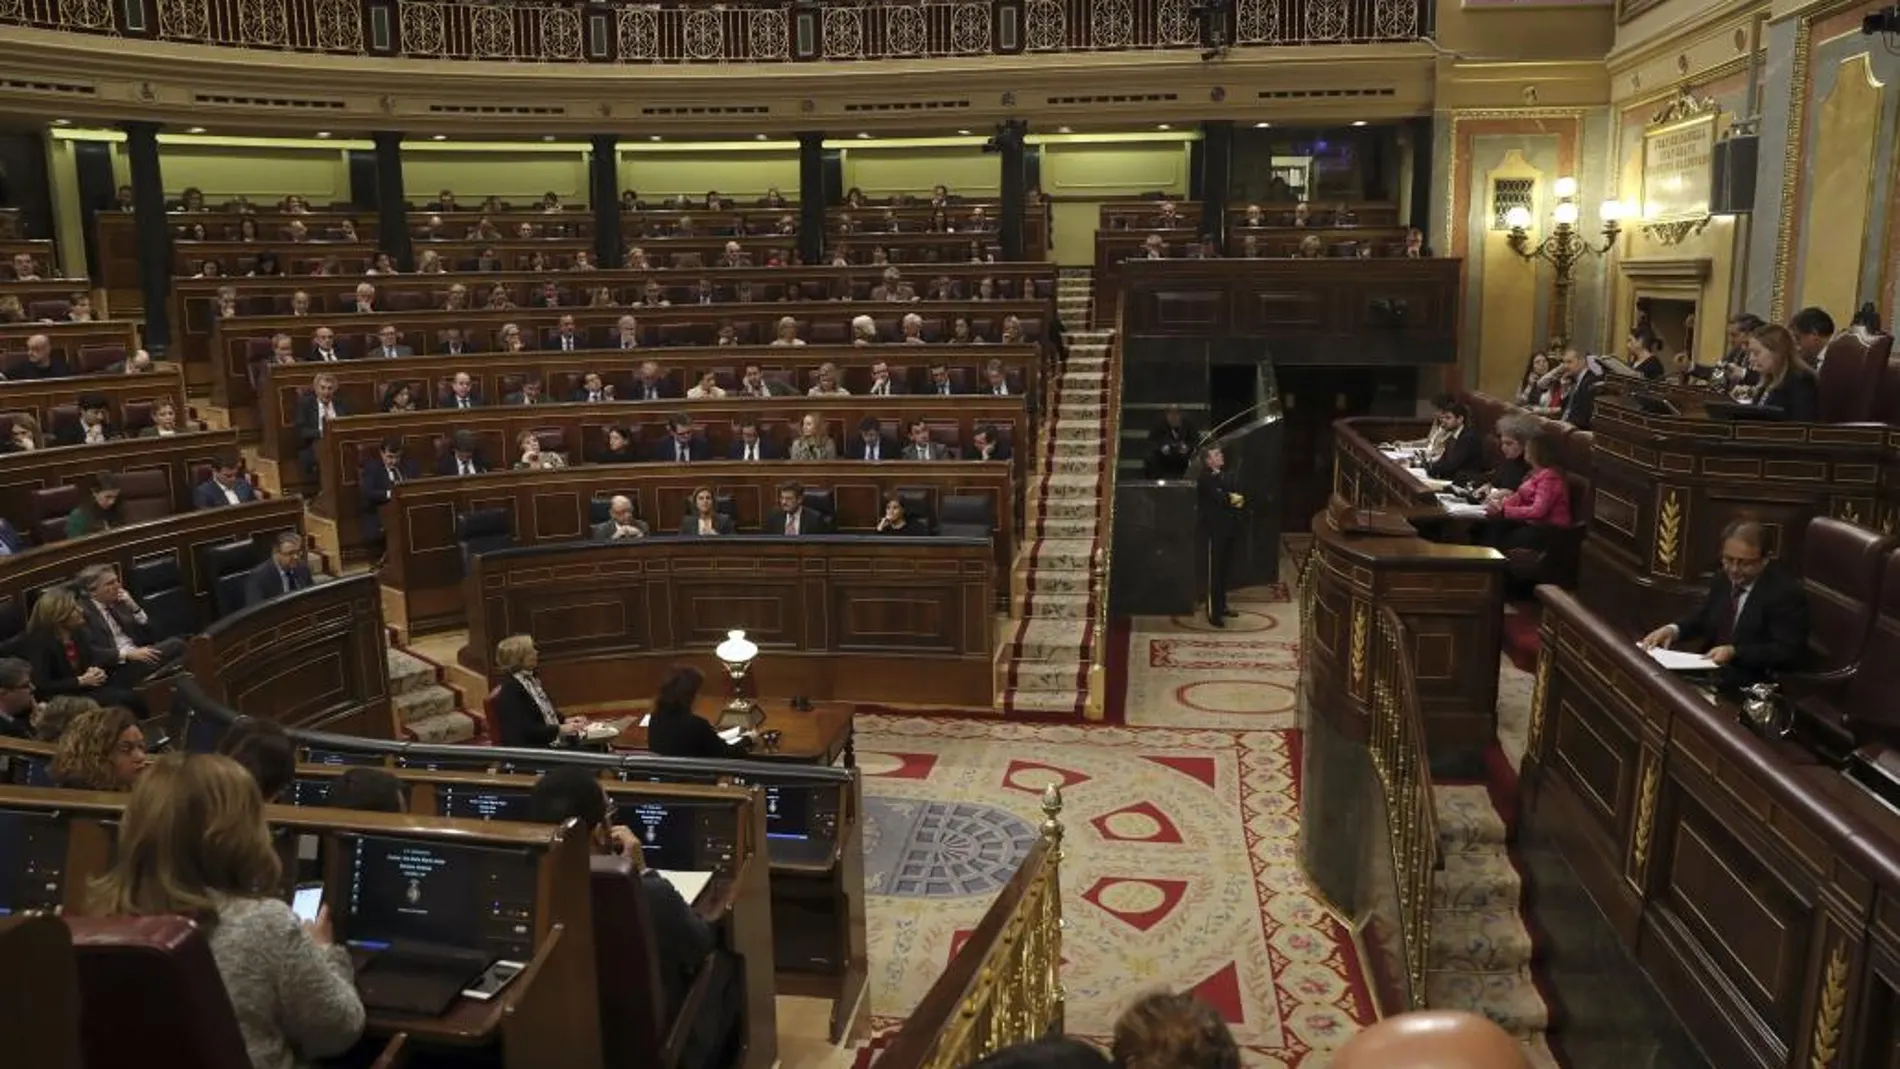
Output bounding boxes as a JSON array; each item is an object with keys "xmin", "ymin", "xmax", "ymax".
[
  {"xmin": 1084, "ymin": 287, "xmax": 1122, "ymax": 720},
  {"xmin": 875, "ymin": 785, "xmax": 1067, "ymax": 1069},
  {"xmin": 1367, "ymin": 605, "xmax": 1440, "ymax": 1006}
]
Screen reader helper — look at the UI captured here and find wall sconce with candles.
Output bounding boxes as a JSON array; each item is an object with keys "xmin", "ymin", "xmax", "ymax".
[{"xmin": 1504, "ymin": 176, "xmax": 1624, "ymax": 342}]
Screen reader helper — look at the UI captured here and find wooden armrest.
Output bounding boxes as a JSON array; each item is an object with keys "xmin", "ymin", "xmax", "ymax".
[
  {"xmin": 367, "ymin": 1032, "xmax": 409, "ymax": 1069},
  {"xmin": 659, "ymin": 952, "xmax": 723, "ymax": 1069}
]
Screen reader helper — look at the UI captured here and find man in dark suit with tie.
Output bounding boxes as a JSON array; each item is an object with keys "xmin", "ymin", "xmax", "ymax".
[
  {"xmin": 294, "ymin": 374, "xmax": 344, "ymax": 476},
  {"xmin": 442, "ymin": 371, "xmax": 481, "ymax": 409},
  {"xmin": 901, "ymin": 418, "xmax": 948, "ymax": 461},
  {"xmin": 1424, "ymin": 402, "xmax": 1484, "ymax": 483},
  {"xmin": 653, "ymin": 413, "xmax": 710, "ymax": 463},
  {"xmin": 1198, "ymin": 444, "xmax": 1246, "ymax": 628},
  {"xmin": 436, "ymin": 430, "xmax": 489, "ymax": 477},
  {"xmin": 765, "ymin": 482, "xmax": 826, "ymax": 536},
  {"xmin": 571, "ymin": 371, "xmax": 615, "ymax": 404},
  {"xmin": 244, "ymin": 532, "xmax": 315, "ymax": 607},
  {"xmin": 1641, "ymin": 519, "xmax": 1810, "ymax": 688},
  {"xmin": 304, "ymin": 325, "xmax": 346, "ymax": 363},
  {"xmin": 193, "ymin": 454, "xmax": 258, "ymax": 509},
  {"xmin": 865, "ymin": 361, "xmax": 906, "ymax": 397},
  {"xmin": 360, "ymin": 438, "xmax": 417, "ymax": 540},
  {"xmin": 849, "ymin": 416, "xmax": 896, "ymax": 462},
  {"xmin": 981, "ymin": 361, "xmax": 1014, "ymax": 397},
  {"xmin": 965, "ymin": 424, "xmax": 1012, "ymax": 462},
  {"xmin": 632, "ymin": 361, "xmax": 677, "ymax": 401},
  {"xmin": 728, "ymin": 418, "xmax": 777, "ymax": 462},
  {"xmin": 925, "ymin": 363, "xmax": 959, "ymax": 396},
  {"xmin": 76, "ymin": 564, "xmax": 186, "ymax": 684},
  {"xmin": 371, "ymin": 324, "xmax": 413, "ymax": 360},
  {"xmin": 546, "ymin": 314, "xmax": 587, "ymax": 352},
  {"xmin": 1555, "ymin": 349, "xmax": 1602, "ymax": 431},
  {"xmin": 438, "ymin": 328, "xmax": 479, "ymax": 357}
]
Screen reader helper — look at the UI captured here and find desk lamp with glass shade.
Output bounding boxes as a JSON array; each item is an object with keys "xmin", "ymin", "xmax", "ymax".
[{"xmin": 714, "ymin": 629, "xmax": 765, "ymax": 729}]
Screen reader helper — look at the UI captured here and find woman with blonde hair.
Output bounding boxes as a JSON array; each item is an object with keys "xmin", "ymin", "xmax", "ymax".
[
  {"xmin": 90, "ymin": 754, "xmax": 365, "ymax": 1069},
  {"xmin": 1747, "ymin": 322, "xmax": 1821, "ymax": 421},
  {"xmin": 514, "ymin": 429, "xmax": 567, "ymax": 470},
  {"xmin": 492, "ymin": 635, "xmax": 588, "ymax": 747},
  {"xmin": 51, "ymin": 705, "xmax": 149, "ymax": 791},
  {"xmin": 789, "ymin": 412, "xmax": 837, "ymax": 461},
  {"xmin": 5, "ymin": 412, "xmax": 41, "ymax": 453},
  {"xmin": 23, "ymin": 588, "xmax": 144, "ymax": 714}
]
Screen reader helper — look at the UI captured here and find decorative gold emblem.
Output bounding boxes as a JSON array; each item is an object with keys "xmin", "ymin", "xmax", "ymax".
[
  {"xmin": 1650, "ymin": 88, "xmax": 1718, "ymax": 125},
  {"xmin": 1349, "ymin": 603, "xmax": 1368, "ymax": 687},
  {"xmin": 1809, "ymin": 942, "xmax": 1848, "ymax": 1069},
  {"xmin": 1880, "ymin": 506, "xmax": 1897, "ymax": 536},
  {"xmin": 1640, "ymin": 218, "xmax": 1712, "ymax": 245},
  {"xmin": 1654, "ymin": 490, "xmax": 1682, "ymax": 572},
  {"xmin": 1527, "ymin": 647, "xmax": 1551, "ymax": 758},
  {"xmin": 1632, "ymin": 755, "xmax": 1660, "ymax": 870},
  {"xmin": 1837, "ymin": 500, "xmax": 1864, "ymax": 528}
]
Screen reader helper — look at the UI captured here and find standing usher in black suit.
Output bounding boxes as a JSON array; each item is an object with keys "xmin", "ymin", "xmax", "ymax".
[{"xmin": 1197, "ymin": 449, "xmax": 1246, "ymax": 627}]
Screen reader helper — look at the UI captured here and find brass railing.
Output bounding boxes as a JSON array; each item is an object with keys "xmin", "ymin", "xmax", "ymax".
[
  {"xmin": 876, "ymin": 785, "xmax": 1066, "ymax": 1069},
  {"xmin": 1367, "ymin": 604, "xmax": 1438, "ymax": 1007},
  {"xmin": 1085, "ymin": 311, "xmax": 1120, "ymax": 720},
  {"xmin": 0, "ymin": 0, "xmax": 1431, "ymax": 62}
]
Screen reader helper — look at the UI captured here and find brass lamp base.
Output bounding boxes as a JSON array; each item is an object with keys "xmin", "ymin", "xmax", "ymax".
[{"xmin": 716, "ymin": 699, "xmax": 764, "ymax": 730}]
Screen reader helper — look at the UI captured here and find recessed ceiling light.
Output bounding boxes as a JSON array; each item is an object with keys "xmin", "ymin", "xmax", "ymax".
[
  {"xmin": 957, "ymin": 129, "xmax": 972, "ymax": 136},
  {"xmin": 187, "ymin": 126, "xmax": 206, "ymax": 134},
  {"xmin": 856, "ymin": 132, "xmax": 872, "ymax": 139},
  {"xmin": 542, "ymin": 135, "xmax": 556, "ymax": 142},
  {"xmin": 51, "ymin": 119, "xmax": 71, "ymax": 127},
  {"xmin": 1351, "ymin": 120, "xmax": 1368, "ymax": 127},
  {"xmin": 1057, "ymin": 126, "xmax": 1073, "ymax": 134},
  {"xmin": 1254, "ymin": 122, "xmax": 1272, "ymax": 128},
  {"xmin": 755, "ymin": 133, "xmax": 769, "ymax": 141},
  {"xmin": 1157, "ymin": 123, "xmax": 1172, "ymax": 130},
  {"xmin": 431, "ymin": 134, "xmax": 447, "ymax": 141},
  {"xmin": 315, "ymin": 131, "xmax": 332, "ymax": 139},
  {"xmin": 650, "ymin": 135, "xmax": 663, "ymax": 142}
]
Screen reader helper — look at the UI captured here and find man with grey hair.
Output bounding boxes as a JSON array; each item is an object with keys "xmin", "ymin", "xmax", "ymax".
[
  {"xmin": 1640, "ymin": 518, "xmax": 1810, "ymax": 687},
  {"xmin": 592, "ymin": 496, "xmax": 648, "ymax": 541},
  {"xmin": 244, "ymin": 531, "xmax": 314, "ymax": 608},
  {"xmin": 75, "ymin": 563, "xmax": 185, "ymax": 683},
  {"xmin": 0, "ymin": 657, "xmax": 37, "ymax": 738}
]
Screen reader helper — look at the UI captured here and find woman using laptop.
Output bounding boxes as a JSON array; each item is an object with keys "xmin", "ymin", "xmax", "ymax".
[
  {"xmin": 91, "ymin": 754, "xmax": 366, "ymax": 1069},
  {"xmin": 1746, "ymin": 323, "xmax": 1820, "ymax": 422}
]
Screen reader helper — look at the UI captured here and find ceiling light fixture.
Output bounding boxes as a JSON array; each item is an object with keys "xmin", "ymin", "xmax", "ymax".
[
  {"xmin": 1057, "ymin": 126, "xmax": 1073, "ymax": 134},
  {"xmin": 187, "ymin": 126, "xmax": 207, "ymax": 134},
  {"xmin": 1350, "ymin": 120, "xmax": 1368, "ymax": 127},
  {"xmin": 542, "ymin": 135, "xmax": 556, "ymax": 142},
  {"xmin": 51, "ymin": 119, "xmax": 71, "ymax": 127},
  {"xmin": 957, "ymin": 129, "xmax": 972, "ymax": 136},
  {"xmin": 315, "ymin": 131, "xmax": 332, "ymax": 139},
  {"xmin": 857, "ymin": 132, "xmax": 872, "ymax": 139},
  {"xmin": 650, "ymin": 134, "xmax": 663, "ymax": 142},
  {"xmin": 1254, "ymin": 122, "xmax": 1272, "ymax": 128},
  {"xmin": 431, "ymin": 134, "xmax": 448, "ymax": 141},
  {"xmin": 1157, "ymin": 123, "xmax": 1172, "ymax": 130}
]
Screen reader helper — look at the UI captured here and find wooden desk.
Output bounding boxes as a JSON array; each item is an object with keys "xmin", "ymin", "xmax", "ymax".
[
  {"xmin": 1528, "ymin": 586, "xmax": 1900, "ymax": 1069},
  {"xmin": 610, "ymin": 697, "xmax": 855, "ymax": 768},
  {"xmin": 256, "ymin": 345, "xmax": 1041, "ymax": 492},
  {"xmin": 1577, "ymin": 394, "xmax": 1889, "ymax": 633},
  {"xmin": 463, "ymin": 535, "xmax": 997, "ymax": 707},
  {"xmin": 328, "ymin": 403, "xmax": 1025, "ymax": 567},
  {"xmin": 0, "ymin": 429, "xmax": 240, "ymax": 540},
  {"xmin": 0, "ymin": 322, "xmax": 139, "ymax": 373},
  {"xmin": 0, "ymin": 363, "xmax": 186, "ymax": 443},
  {"xmin": 1096, "ymin": 201, "xmax": 1203, "ymax": 230},
  {"xmin": 1330, "ymin": 416, "xmax": 1446, "ymax": 513}
]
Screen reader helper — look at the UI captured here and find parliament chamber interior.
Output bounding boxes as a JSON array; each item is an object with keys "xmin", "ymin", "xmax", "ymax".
[{"xmin": 0, "ymin": 1, "xmax": 1898, "ymax": 1067}]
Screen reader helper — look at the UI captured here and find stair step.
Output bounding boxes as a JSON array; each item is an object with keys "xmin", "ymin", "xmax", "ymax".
[
  {"xmin": 1429, "ymin": 908, "xmax": 1535, "ymax": 972},
  {"xmin": 1432, "ymin": 850, "xmax": 1524, "ymax": 912},
  {"xmin": 387, "ymin": 648, "xmax": 439, "ymax": 696},
  {"xmin": 393, "ymin": 684, "xmax": 459, "ymax": 726},
  {"xmin": 1011, "ymin": 660, "xmax": 1086, "ymax": 691},
  {"xmin": 1024, "ymin": 592, "xmax": 1093, "ymax": 619},
  {"xmin": 1435, "ymin": 785, "xmax": 1511, "ymax": 850},
  {"xmin": 1009, "ymin": 619, "xmax": 1090, "ymax": 660},
  {"xmin": 403, "ymin": 710, "xmax": 480, "ymax": 745},
  {"xmin": 1029, "ymin": 538, "xmax": 1095, "ymax": 569},
  {"xmin": 1033, "ymin": 499, "xmax": 1098, "ymax": 523},
  {"xmin": 1424, "ymin": 968, "xmax": 1550, "ymax": 1037},
  {"xmin": 1005, "ymin": 689, "xmax": 1084, "ymax": 713}
]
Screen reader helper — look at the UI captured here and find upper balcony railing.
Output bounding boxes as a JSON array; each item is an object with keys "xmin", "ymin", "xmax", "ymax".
[{"xmin": 0, "ymin": 0, "xmax": 1432, "ymax": 63}]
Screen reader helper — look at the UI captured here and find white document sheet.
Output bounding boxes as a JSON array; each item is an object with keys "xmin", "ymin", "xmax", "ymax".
[
  {"xmin": 1645, "ymin": 647, "xmax": 1719, "ymax": 671},
  {"xmin": 717, "ymin": 726, "xmax": 746, "ymax": 744},
  {"xmin": 653, "ymin": 869, "xmax": 714, "ymax": 904}
]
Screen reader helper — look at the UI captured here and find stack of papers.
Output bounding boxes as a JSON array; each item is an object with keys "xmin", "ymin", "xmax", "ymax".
[
  {"xmin": 717, "ymin": 726, "xmax": 747, "ymax": 744},
  {"xmin": 1405, "ymin": 468, "xmax": 1451, "ymax": 491},
  {"xmin": 1644, "ymin": 647, "xmax": 1719, "ymax": 671},
  {"xmin": 1435, "ymin": 494, "xmax": 1488, "ymax": 518},
  {"xmin": 1381, "ymin": 449, "xmax": 1414, "ymax": 463},
  {"xmin": 653, "ymin": 869, "xmax": 714, "ymax": 904}
]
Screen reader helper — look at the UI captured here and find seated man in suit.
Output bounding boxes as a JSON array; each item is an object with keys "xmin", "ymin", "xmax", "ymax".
[
  {"xmin": 304, "ymin": 325, "xmax": 345, "ymax": 363},
  {"xmin": 652, "ymin": 413, "xmax": 710, "ymax": 463},
  {"xmin": 1424, "ymin": 401, "xmax": 1484, "ymax": 483},
  {"xmin": 360, "ymin": 438, "xmax": 417, "ymax": 540},
  {"xmin": 965, "ymin": 423, "xmax": 1011, "ymax": 462},
  {"xmin": 371, "ymin": 323, "xmax": 412, "ymax": 360},
  {"xmin": 766, "ymin": 481, "xmax": 824, "ymax": 536},
  {"xmin": 504, "ymin": 377, "xmax": 547, "ymax": 406},
  {"xmin": 56, "ymin": 393, "xmax": 119, "ymax": 446},
  {"xmin": 0, "ymin": 518, "xmax": 25, "ymax": 556},
  {"xmin": 592, "ymin": 495, "xmax": 649, "ymax": 541},
  {"xmin": 1640, "ymin": 519, "xmax": 1810, "ymax": 688},
  {"xmin": 294, "ymin": 373, "xmax": 344, "ymax": 476},
  {"xmin": 193, "ymin": 453, "xmax": 258, "ymax": 509},
  {"xmin": 848, "ymin": 416, "xmax": 896, "ymax": 462},
  {"xmin": 865, "ymin": 360, "xmax": 905, "ymax": 397},
  {"xmin": 76, "ymin": 563, "xmax": 186, "ymax": 687},
  {"xmin": 1554, "ymin": 349, "xmax": 1603, "ymax": 431},
  {"xmin": 924, "ymin": 363, "xmax": 958, "ymax": 396},
  {"xmin": 15, "ymin": 335, "xmax": 71, "ymax": 380},
  {"xmin": 442, "ymin": 370, "xmax": 481, "ymax": 409},
  {"xmin": 547, "ymin": 313, "xmax": 587, "ymax": 352},
  {"xmin": 438, "ymin": 328, "xmax": 478, "ymax": 356},
  {"xmin": 571, "ymin": 371, "xmax": 615, "ymax": 404},
  {"xmin": 980, "ymin": 360, "xmax": 1013, "ymax": 397},
  {"xmin": 436, "ymin": 430, "xmax": 489, "ymax": 477},
  {"xmin": 631, "ymin": 360, "xmax": 676, "ymax": 401},
  {"xmin": 728, "ymin": 417, "xmax": 776, "ymax": 462},
  {"xmin": 902, "ymin": 418, "xmax": 949, "ymax": 461},
  {"xmin": 244, "ymin": 531, "xmax": 314, "ymax": 607}
]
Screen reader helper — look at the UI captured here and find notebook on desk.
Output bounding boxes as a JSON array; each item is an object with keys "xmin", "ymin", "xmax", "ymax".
[{"xmin": 352, "ymin": 940, "xmax": 493, "ymax": 1016}]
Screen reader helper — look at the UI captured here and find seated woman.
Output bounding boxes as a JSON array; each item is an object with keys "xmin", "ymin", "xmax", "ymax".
[
  {"xmin": 21, "ymin": 589, "xmax": 145, "ymax": 714},
  {"xmin": 598, "ymin": 425, "xmax": 639, "ymax": 464},
  {"xmin": 492, "ymin": 634, "xmax": 591, "ymax": 748},
  {"xmin": 1747, "ymin": 322, "xmax": 1821, "ymax": 422},
  {"xmin": 1625, "ymin": 329, "xmax": 1668, "ymax": 380},
  {"xmin": 646, "ymin": 667, "xmax": 757, "ymax": 759},
  {"xmin": 1476, "ymin": 415, "xmax": 1537, "ymax": 499},
  {"xmin": 50, "ymin": 705, "xmax": 149, "ymax": 791},
  {"xmin": 679, "ymin": 487, "xmax": 736, "ymax": 537},
  {"xmin": 381, "ymin": 382, "xmax": 417, "ymax": 413},
  {"xmin": 91, "ymin": 754, "xmax": 366, "ymax": 1069},
  {"xmin": 4, "ymin": 414, "xmax": 42, "ymax": 454},
  {"xmin": 1480, "ymin": 433, "xmax": 1571, "ymax": 552},
  {"xmin": 66, "ymin": 474, "xmax": 124, "ymax": 539},
  {"xmin": 686, "ymin": 370, "xmax": 727, "ymax": 399},
  {"xmin": 514, "ymin": 430, "xmax": 567, "ymax": 471},
  {"xmin": 875, "ymin": 495, "xmax": 925, "ymax": 535},
  {"xmin": 789, "ymin": 413, "xmax": 837, "ymax": 461}
]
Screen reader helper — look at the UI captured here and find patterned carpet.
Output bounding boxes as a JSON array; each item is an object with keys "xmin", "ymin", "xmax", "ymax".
[{"xmin": 855, "ymin": 580, "xmax": 1378, "ymax": 1068}]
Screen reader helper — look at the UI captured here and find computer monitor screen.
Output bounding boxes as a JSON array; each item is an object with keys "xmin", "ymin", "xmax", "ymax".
[
  {"xmin": 0, "ymin": 808, "xmax": 70, "ymax": 916},
  {"xmin": 396, "ymin": 752, "xmax": 497, "ymax": 773},
  {"xmin": 762, "ymin": 784, "xmax": 812, "ymax": 840},
  {"xmin": 436, "ymin": 784, "xmax": 533, "ymax": 822},
  {"xmin": 287, "ymin": 777, "xmax": 333, "ymax": 807},
  {"xmin": 0, "ymin": 752, "xmax": 53, "ymax": 787},
  {"xmin": 344, "ymin": 836, "xmax": 538, "ymax": 961},
  {"xmin": 301, "ymin": 747, "xmax": 386, "ymax": 768},
  {"xmin": 620, "ymin": 797, "xmax": 720, "ymax": 870}
]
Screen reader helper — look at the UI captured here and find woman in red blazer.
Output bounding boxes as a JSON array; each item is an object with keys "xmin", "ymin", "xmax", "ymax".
[{"xmin": 1482, "ymin": 433, "xmax": 1571, "ymax": 552}]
